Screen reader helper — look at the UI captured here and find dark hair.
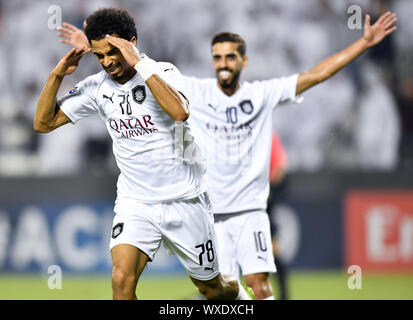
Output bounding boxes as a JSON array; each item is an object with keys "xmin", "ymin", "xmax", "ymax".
[
  {"xmin": 85, "ymin": 8, "xmax": 137, "ymax": 42},
  {"xmin": 211, "ymin": 32, "xmax": 246, "ymax": 56}
]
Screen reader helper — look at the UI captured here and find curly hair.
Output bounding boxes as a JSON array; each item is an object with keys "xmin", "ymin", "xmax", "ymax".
[
  {"xmin": 211, "ymin": 32, "xmax": 246, "ymax": 57},
  {"xmin": 85, "ymin": 8, "xmax": 137, "ymax": 42}
]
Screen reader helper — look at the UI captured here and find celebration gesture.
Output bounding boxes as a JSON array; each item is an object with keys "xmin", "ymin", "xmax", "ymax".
[
  {"xmin": 58, "ymin": 22, "xmax": 91, "ymax": 50},
  {"xmin": 52, "ymin": 47, "xmax": 91, "ymax": 77},
  {"xmin": 105, "ymin": 34, "xmax": 141, "ymax": 67},
  {"xmin": 363, "ymin": 11, "xmax": 397, "ymax": 48}
]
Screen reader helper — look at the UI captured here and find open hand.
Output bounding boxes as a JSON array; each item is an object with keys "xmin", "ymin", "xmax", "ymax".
[
  {"xmin": 58, "ymin": 22, "xmax": 91, "ymax": 50},
  {"xmin": 363, "ymin": 11, "xmax": 397, "ymax": 48},
  {"xmin": 52, "ymin": 47, "xmax": 91, "ymax": 77},
  {"xmin": 105, "ymin": 34, "xmax": 140, "ymax": 67}
]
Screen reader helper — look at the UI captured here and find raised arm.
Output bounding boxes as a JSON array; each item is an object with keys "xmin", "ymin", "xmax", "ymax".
[
  {"xmin": 105, "ymin": 35, "xmax": 189, "ymax": 121},
  {"xmin": 34, "ymin": 47, "xmax": 90, "ymax": 133},
  {"xmin": 296, "ymin": 11, "xmax": 397, "ymax": 95},
  {"xmin": 58, "ymin": 22, "xmax": 91, "ymax": 50}
]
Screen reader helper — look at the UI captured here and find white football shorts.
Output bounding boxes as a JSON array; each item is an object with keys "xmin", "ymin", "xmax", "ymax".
[
  {"xmin": 109, "ymin": 192, "xmax": 220, "ymax": 281},
  {"xmin": 214, "ymin": 210, "xmax": 276, "ymax": 279}
]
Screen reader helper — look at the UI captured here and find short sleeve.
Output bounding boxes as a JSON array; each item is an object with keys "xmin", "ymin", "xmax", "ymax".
[
  {"xmin": 57, "ymin": 77, "xmax": 100, "ymax": 124},
  {"xmin": 263, "ymin": 74, "xmax": 304, "ymax": 109},
  {"xmin": 156, "ymin": 63, "xmax": 188, "ymax": 100}
]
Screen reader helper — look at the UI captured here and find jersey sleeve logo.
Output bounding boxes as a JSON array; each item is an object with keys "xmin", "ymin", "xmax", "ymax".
[
  {"xmin": 68, "ymin": 86, "xmax": 79, "ymax": 95},
  {"xmin": 103, "ymin": 92, "xmax": 114, "ymax": 103},
  {"xmin": 132, "ymin": 85, "xmax": 146, "ymax": 104}
]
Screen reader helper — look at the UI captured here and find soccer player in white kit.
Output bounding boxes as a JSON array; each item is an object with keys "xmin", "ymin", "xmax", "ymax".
[
  {"xmin": 34, "ymin": 8, "xmax": 251, "ymax": 300},
  {"xmin": 57, "ymin": 10, "xmax": 397, "ymax": 299},
  {"xmin": 185, "ymin": 13, "xmax": 397, "ymax": 299}
]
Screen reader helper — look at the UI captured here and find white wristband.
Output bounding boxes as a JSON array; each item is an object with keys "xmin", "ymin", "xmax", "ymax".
[{"xmin": 134, "ymin": 57, "xmax": 158, "ymax": 81}]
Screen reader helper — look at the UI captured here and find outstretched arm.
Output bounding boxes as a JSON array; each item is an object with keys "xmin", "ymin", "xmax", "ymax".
[{"xmin": 296, "ymin": 11, "xmax": 397, "ymax": 95}]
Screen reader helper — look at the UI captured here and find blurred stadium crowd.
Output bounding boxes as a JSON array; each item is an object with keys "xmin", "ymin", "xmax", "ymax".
[{"xmin": 0, "ymin": 0, "xmax": 412, "ymax": 176}]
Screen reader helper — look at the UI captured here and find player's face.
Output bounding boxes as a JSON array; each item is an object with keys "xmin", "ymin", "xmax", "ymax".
[
  {"xmin": 212, "ymin": 42, "xmax": 248, "ymax": 91},
  {"xmin": 91, "ymin": 35, "xmax": 136, "ymax": 84}
]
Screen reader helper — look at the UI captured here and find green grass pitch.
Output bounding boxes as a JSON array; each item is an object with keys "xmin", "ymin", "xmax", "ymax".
[{"xmin": 0, "ymin": 270, "xmax": 412, "ymax": 300}]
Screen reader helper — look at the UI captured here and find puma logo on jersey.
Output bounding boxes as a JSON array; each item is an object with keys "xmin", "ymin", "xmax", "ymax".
[
  {"xmin": 204, "ymin": 263, "xmax": 215, "ymax": 272},
  {"xmin": 257, "ymin": 255, "xmax": 267, "ymax": 263},
  {"xmin": 103, "ymin": 93, "xmax": 114, "ymax": 103}
]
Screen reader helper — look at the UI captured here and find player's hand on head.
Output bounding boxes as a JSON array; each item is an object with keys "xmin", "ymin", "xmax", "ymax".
[
  {"xmin": 58, "ymin": 22, "xmax": 91, "ymax": 50},
  {"xmin": 363, "ymin": 11, "xmax": 397, "ymax": 47},
  {"xmin": 52, "ymin": 47, "xmax": 91, "ymax": 77},
  {"xmin": 105, "ymin": 34, "xmax": 140, "ymax": 67}
]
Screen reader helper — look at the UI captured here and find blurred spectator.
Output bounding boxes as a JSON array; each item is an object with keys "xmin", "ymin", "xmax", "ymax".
[
  {"xmin": 354, "ymin": 62, "xmax": 400, "ymax": 170},
  {"xmin": 394, "ymin": 74, "xmax": 413, "ymax": 169}
]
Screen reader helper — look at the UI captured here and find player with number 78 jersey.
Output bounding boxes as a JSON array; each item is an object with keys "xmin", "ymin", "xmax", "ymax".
[{"xmin": 57, "ymin": 11, "xmax": 398, "ymax": 299}]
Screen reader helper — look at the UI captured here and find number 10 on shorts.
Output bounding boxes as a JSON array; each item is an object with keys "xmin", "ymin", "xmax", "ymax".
[{"xmin": 195, "ymin": 240, "xmax": 215, "ymax": 266}]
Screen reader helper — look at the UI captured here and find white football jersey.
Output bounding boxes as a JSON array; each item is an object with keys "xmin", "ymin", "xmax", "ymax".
[
  {"xmin": 58, "ymin": 56, "xmax": 206, "ymax": 203},
  {"xmin": 185, "ymin": 74, "xmax": 302, "ymax": 214}
]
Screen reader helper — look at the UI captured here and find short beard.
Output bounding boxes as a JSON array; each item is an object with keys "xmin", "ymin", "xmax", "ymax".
[{"xmin": 219, "ymin": 72, "xmax": 240, "ymax": 90}]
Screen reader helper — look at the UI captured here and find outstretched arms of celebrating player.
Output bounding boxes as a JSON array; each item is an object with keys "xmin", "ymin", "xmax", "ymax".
[
  {"xmin": 57, "ymin": 11, "xmax": 397, "ymax": 101},
  {"xmin": 34, "ymin": 47, "xmax": 90, "ymax": 133},
  {"xmin": 296, "ymin": 11, "xmax": 397, "ymax": 95}
]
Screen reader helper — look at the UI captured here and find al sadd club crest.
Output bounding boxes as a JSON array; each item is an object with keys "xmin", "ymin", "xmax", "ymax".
[{"xmin": 132, "ymin": 85, "xmax": 146, "ymax": 104}]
